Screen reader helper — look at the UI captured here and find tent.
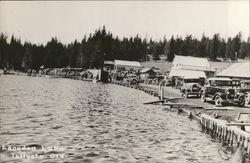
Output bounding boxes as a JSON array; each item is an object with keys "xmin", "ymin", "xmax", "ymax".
[{"xmin": 216, "ymin": 61, "xmax": 250, "ymax": 79}]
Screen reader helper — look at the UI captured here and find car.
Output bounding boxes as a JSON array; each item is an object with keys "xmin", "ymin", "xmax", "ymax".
[
  {"xmin": 127, "ymin": 77, "xmax": 139, "ymax": 85},
  {"xmin": 200, "ymin": 78, "xmax": 245, "ymax": 107},
  {"xmin": 180, "ymin": 77, "xmax": 202, "ymax": 98},
  {"xmin": 238, "ymin": 80, "xmax": 250, "ymax": 105}
]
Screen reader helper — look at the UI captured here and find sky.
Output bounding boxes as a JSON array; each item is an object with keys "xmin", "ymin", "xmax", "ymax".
[{"xmin": 0, "ymin": 1, "xmax": 249, "ymax": 44}]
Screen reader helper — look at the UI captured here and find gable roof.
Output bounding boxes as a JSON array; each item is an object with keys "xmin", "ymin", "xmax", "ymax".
[
  {"xmin": 140, "ymin": 68, "xmax": 157, "ymax": 73},
  {"xmin": 114, "ymin": 60, "xmax": 141, "ymax": 67},
  {"xmin": 169, "ymin": 68, "xmax": 206, "ymax": 78},
  {"xmin": 172, "ymin": 55, "xmax": 212, "ymax": 71},
  {"xmin": 216, "ymin": 61, "xmax": 250, "ymax": 79}
]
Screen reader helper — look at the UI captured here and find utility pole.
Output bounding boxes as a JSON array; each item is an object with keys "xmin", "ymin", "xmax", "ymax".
[
  {"xmin": 235, "ymin": 52, "xmax": 238, "ymax": 62},
  {"xmin": 145, "ymin": 46, "xmax": 149, "ymax": 61},
  {"xmin": 101, "ymin": 53, "xmax": 106, "ymax": 81}
]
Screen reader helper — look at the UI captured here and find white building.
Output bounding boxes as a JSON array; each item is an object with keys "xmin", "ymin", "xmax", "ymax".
[
  {"xmin": 114, "ymin": 60, "xmax": 141, "ymax": 71},
  {"xmin": 216, "ymin": 61, "xmax": 250, "ymax": 80},
  {"xmin": 169, "ymin": 55, "xmax": 215, "ymax": 78}
]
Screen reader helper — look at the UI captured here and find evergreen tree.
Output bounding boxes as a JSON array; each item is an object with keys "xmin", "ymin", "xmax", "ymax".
[
  {"xmin": 225, "ymin": 38, "xmax": 232, "ymax": 60},
  {"xmin": 230, "ymin": 32, "xmax": 242, "ymax": 61},
  {"xmin": 167, "ymin": 36, "xmax": 175, "ymax": 61},
  {"xmin": 0, "ymin": 33, "xmax": 8, "ymax": 68},
  {"xmin": 209, "ymin": 33, "xmax": 220, "ymax": 61},
  {"xmin": 21, "ymin": 42, "xmax": 32, "ymax": 69},
  {"xmin": 0, "ymin": 29, "xmax": 248, "ymax": 70},
  {"xmin": 198, "ymin": 34, "xmax": 209, "ymax": 57}
]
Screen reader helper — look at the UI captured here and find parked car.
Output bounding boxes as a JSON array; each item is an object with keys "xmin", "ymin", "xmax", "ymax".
[
  {"xmin": 238, "ymin": 80, "xmax": 250, "ymax": 105},
  {"xmin": 126, "ymin": 76, "xmax": 139, "ymax": 85},
  {"xmin": 180, "ymin": 77, "xmax": 202, "ymax": 98},
  {"xmin": 200, "ymin": 78, "xmax": 245, "ymax": 107}
]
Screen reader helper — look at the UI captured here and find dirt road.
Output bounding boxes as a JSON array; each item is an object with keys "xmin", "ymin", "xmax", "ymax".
[{"xmin": 139, "ymin": 83, "xmax": 250, "ymax": 122}]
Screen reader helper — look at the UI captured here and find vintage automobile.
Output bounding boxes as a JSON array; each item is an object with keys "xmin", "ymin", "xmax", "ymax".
[
  {"xmin": 238, "ymin": 80, "xmax": 250, "ymax": 105},
  {"xmin": 180, "ymin": 77, "xmax": 202, "ymax": 98},
  {"xmin": 200, "ymin": 78, "xmax": 245, "ymax": 107},
  {"xmin": 126, "ymin": 75, "xmax": 139, "ymax": 85}
]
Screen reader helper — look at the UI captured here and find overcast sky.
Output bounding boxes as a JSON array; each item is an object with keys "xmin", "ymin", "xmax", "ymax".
[{"xmin": 0, "ymin": 1, "xmax": 249, "ymax": 44}]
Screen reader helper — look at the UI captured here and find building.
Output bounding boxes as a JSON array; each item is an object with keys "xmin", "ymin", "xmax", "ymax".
[
  {"xmin": 169, "ymin": 55, "xmax": 215, "ymax": 78},
  {"xmin": 140, "ymin": 67, "xmax": 157, "ymax": 81},
  {"xmin": 216, "ymin": 61, "xmax": 250, "ymax": 80},
  {"xmin": 169, "ymin": 69, "xmax": 206, "ymax": 79},
  {"xmin": 114, "ymin": 60, "xmax": 141, "ymax": 72},
  {"xmin": 104, "ymin": 60, "xmax": 114, "ymax": 71}
]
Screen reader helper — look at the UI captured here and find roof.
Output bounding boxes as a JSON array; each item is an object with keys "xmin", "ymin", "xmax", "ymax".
[
  {"xmin": 240, "ymin": 80, "xmax": 250, "ymax": 83},
  {"xmin": 169, "ymin": 69, "xmax": 206, "ymax": 78},
  {"xmin": 140, "ymin": 68, "xmax": 151, "ymax": 73},
  {"xmin": 140, "ymin": 67, "xmax": 157, "ymax": 73},
  {"xmin": 172, "ymin": 55, "xmax": 213, "ymax": 71},
  {"xmin": 216, "ymin": 61, "xmax": 250, "ymax": 79},
  {"xmin": 114, "ymin": 60, "xmax": 141, "ymax": 67},
  {"xmin": 104, "ymin": 60, "xmax": 114, "ymax": 65},
  {"xmin": 208, "ymin": 77, "xmax": 232, "ymax": 81}
]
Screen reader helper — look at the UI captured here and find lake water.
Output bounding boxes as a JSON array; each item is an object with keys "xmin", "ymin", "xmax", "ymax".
[{"xmin": 0, "ymin": 75, "xmax": 233, "ymax": 163}]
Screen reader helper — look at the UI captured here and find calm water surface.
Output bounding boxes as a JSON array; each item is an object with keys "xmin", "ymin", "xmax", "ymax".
[{"xmin": 0, "ymin": 75, "xmax": 233, "ymax": 163}]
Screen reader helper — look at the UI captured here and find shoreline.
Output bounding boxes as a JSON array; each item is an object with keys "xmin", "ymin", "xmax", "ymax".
[{"xmin": 110, "ymin": 80, "xmax": 250, "ymax": 161}]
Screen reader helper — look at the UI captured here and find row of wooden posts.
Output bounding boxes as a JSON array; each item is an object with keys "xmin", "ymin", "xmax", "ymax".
[
  {"xmin": 111, "ymin": 81, "xmax": 250, "ymax": 156},
  {"xmin": 201, "ymin": 114, "xmax": 250, "ymax": 155},
  {"xmin": 111, "ymin": 80, "xmax": 163, "ymax": 99}
]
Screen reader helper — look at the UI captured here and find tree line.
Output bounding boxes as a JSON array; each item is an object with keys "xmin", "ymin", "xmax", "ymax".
[
  {"xmin": 0, "ymin": 26, "xmax": 249, "ymax": 70},
  {"xmin": 167, "ymin": 33, "xmax": 250, "ymax": 62}
]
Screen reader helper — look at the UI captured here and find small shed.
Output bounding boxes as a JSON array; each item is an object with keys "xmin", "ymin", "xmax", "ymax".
[{"xmin": 140, "ymin": 68, "xmax": 157, "ymax": 80}]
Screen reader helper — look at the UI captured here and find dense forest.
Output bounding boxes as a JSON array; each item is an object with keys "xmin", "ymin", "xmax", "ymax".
[{"xmin": 0, "ymin": 26, "xmax": 249, "ymax": 70}]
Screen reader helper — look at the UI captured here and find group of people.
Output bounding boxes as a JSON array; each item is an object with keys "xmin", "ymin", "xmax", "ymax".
[
  {"xmin": 27, "ymin": 69, "xmax": 40, "ymax": 76},
  {"xmin": 109, "ymin": 69, "xmax": 140, "ymax": 83},
  {"xmin": 81, "ymin": 71, "xmax": 94, "ymax": 79}
]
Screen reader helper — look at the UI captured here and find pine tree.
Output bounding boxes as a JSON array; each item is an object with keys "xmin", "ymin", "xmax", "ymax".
[
  {"xmin": 21, "ymin": 43, "xmax": 32, "ymax": 69},
  {"xmin": 209, "ymin": 33, "xmax": 220, "ymax": 61},
  {"xmin": 167, "ymin": 36, "xmax": 175, "ymax": 61}
]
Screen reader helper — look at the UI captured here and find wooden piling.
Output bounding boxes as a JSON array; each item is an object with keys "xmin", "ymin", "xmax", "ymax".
[{"xmin": 201, "ymin": 114, "xmax": 250, "ymax": 155}]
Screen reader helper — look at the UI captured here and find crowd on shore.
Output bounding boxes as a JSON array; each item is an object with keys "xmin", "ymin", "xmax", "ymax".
[{"xmin": 1, "ymin": 66, "xmax": 168, "ymax": 85}]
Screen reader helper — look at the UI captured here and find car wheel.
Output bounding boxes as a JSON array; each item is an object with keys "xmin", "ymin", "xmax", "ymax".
[
  {"xmin": 184, "ymin": 92, "xmax": 189, "ymax": 98},
  {"xmin": 238, "ymin": 96, "xmax": 245, "ymax": 107},
  {"xmin": 215, "ymin": 96, "xmax": 224, "ymax": 107},
  {"xmin": 245, "ymin": 93, "xmax": 250, "ymax": 104},
  {"xmin": 201, "ymin": 93, "xmax": 206, "ymax": 102}
]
